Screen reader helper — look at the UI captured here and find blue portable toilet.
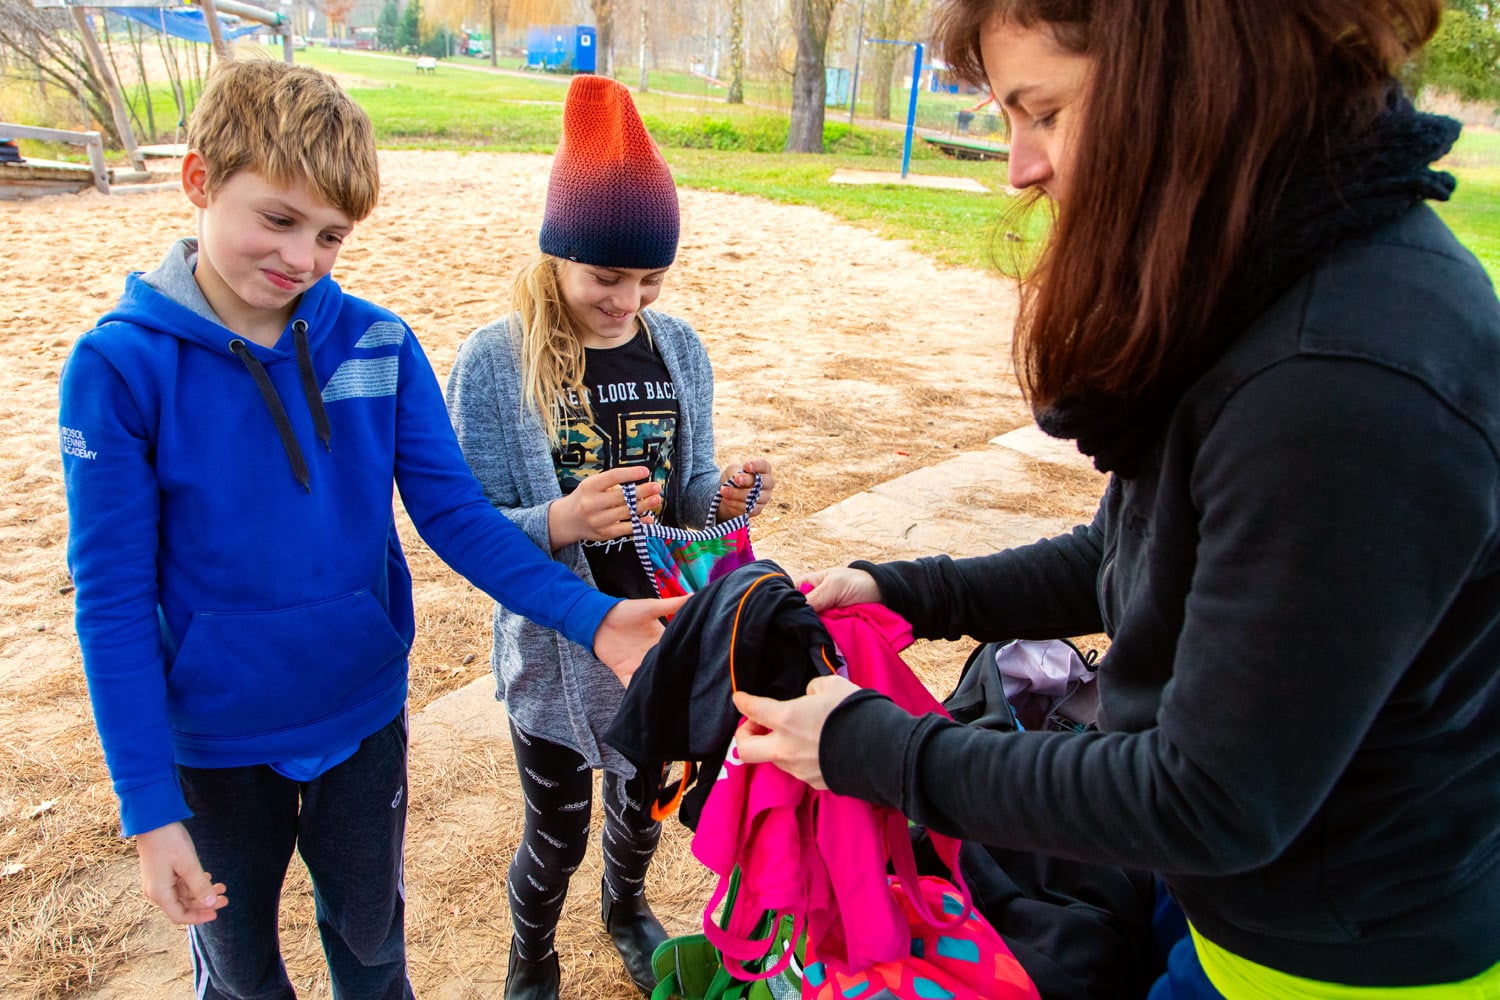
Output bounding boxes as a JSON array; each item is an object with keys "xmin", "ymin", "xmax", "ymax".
[
  {"xmin": 526, "ymin": 24, "xmax": 596, "ymax": 73},
  {"xmin": 825, "ymin": 67, "xmax": 851, "ymax": 106}
]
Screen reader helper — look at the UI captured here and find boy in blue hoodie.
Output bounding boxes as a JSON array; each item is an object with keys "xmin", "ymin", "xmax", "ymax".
[{"xmin": 57, "ymin": 57, "xmax": 678, "ymax": 999}]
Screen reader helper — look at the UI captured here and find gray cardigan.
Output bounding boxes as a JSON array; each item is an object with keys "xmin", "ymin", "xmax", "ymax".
[{"xmin": 445, "ymin": 309, "xmax": 722, "ymax": 774}]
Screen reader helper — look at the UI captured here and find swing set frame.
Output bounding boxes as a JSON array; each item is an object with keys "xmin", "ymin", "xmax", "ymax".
[{"xmin": 14, "ymin": 0, "xmax": 293, "ymax": 187}]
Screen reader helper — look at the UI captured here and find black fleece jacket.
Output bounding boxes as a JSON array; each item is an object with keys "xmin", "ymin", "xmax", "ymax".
[{"xmin": 825, "ymin": 204, "xmax": 1500, "ymax": 985}]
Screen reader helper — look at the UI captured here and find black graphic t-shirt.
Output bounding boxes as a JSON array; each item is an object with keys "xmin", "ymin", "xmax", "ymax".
[{"xmin": 553, "ymin": 330, "xmax": 679, "ymax": 599}]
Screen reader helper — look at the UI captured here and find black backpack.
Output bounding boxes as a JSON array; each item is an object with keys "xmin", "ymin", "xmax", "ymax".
[{"xmin": 944, "ymin": 638, "xmax": 1100, "ymax": 733}]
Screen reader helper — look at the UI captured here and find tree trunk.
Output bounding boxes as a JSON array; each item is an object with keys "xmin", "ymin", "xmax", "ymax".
[
  {"xmin": 871, "ymin": 44, "xmax": 897, "ymax": 119},
  {"xmin": 726, "ymin": 0, "xmax": 743, "ymax": 103},
  {"xmin": 590, "ymin": 0, "xmax": 612, "ymax": 77},
  {"xmin": 784, "ymin": 0, "xmax": 833, "ymax": 152},
  {"xmin": 488, "ymin": 0, "xmax": 497, "ymax": 66},
  {"xmin": 637, "ymin": 0, "xmax": 647, "ymax": 91}
]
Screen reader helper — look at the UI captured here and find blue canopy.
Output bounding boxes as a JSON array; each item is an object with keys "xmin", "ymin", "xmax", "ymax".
[{"xmin": 115, "ymin": 7, "xmax": 268, "ymax": 44}]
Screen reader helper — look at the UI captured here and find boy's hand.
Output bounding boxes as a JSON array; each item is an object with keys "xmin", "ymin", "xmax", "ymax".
[
  {"xmin": 550, "ymin": 466, "xmax": 662, "ymax": 549},
  {"xmin": 135, "ymin": 821, "xmax": 228, "ymax": 925},
  {"xmin": 593, "ymin": 596, "xmax": 689, "ymax": 685},
  {"xmin": 717, "ymin": 459, "xmax": 775, "ymax": 520}
]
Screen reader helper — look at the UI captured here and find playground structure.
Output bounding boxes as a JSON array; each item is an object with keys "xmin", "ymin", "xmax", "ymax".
[
  {"xmin": 0, "ymin": 121, "xmax": 170, "ymax": 199},
  {"xmin": 4, "ymin": 0, "xmax": 290, "ymax": 197},
  {"xmin": 921, "ymin": 133, "xmax": 1009, "ymax": 162},
  {"xmin": 0, "ymin": 123, "xmax": 109, "ymax": 197},
  {"xmin": 859, "ymin": 37, "xmax": 924, "ymax": 180},
  {"xmin": 927, "ymin": 94, "xmax": 1007, "ymax": 160}
]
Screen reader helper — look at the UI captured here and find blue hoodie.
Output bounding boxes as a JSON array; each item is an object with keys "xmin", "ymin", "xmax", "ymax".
[{"xmin": 59, "ymin": 240, "xmax": 618, "ymax": 837}]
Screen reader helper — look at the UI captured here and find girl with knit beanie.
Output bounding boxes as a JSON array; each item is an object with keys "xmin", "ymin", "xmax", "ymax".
[{"xmin": 444, "ymin": 74, "xmax": 775, "ymax": 1000}]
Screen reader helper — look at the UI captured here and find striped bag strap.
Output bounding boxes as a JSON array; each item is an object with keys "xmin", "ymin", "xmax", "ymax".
[{"xmin": 706, "ymin": 471, "xmax": 764, "ymax": 528}]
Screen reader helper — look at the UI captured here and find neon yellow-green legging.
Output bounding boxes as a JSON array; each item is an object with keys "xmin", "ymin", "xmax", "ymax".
[{"xmin": 1192, "ymin": 926, "xmax": 1500, "ymax": 999}]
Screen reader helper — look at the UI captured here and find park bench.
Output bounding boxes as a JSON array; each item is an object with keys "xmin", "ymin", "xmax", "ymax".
[{"xmin": 415, "ymin": 56, "xmax": 437, "ymax": 73}]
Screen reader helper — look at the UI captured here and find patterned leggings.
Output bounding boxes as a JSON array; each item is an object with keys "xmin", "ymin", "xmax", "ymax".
[{"xmin": 507, "ymin": 719, "xmax": 662, "ymax": 961}]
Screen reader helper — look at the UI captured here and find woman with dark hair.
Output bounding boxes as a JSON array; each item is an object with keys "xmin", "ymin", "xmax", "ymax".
[{"xmin": 733, "ymin": 1, "xmax": 1500, "ymax": 996}]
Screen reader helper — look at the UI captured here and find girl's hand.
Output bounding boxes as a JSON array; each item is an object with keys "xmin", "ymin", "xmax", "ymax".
[
  {"xmin": 717, "ymin": 458, "xmax": 775, "ymax": 520},
  {"xmin": 135, "ymin": 822, "xmax": 228, "ymax": 925},
  {"xmin": 732, "ymin": 675, "xmax": 861, "ymax": 789},
  {"xmin": 798, "ymin": 566, "xmax": 881, "ymax": 612},
  {"xmin": 549, "ymin": 466, "xmax": 662, "ymax": 549}
]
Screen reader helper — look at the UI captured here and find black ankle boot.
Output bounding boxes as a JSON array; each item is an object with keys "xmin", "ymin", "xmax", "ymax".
[
  {"xmin": 601, "ymin": 878, "xmax": 667, "ymax": 996},
  {"xmin": 504, "ymin": 936, "xmax": 560, "ymax": 1000}
]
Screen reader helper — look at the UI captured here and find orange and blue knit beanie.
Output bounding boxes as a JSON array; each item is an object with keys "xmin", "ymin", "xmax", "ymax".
[{"xmin": 539, "ymin": 75, "xmax": 680, "ymax": 270}]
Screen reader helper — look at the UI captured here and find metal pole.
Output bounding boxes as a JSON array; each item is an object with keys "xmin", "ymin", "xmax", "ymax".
[
  {"xmin": 902, "ymin": 42, "xmax": 922, "ymax": 178},
  {"xmin": 198, "ymin": 0, "xmax": 281, "ymax": 26},
  {"xmin": 847, "ymin": 0, "xmax": 864, "ymax": 124}
]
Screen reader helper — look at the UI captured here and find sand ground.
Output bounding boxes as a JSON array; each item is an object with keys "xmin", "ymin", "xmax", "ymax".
[{"xmin": 0, "ymin": 148, "xmax": 1096, "ymax": 998}]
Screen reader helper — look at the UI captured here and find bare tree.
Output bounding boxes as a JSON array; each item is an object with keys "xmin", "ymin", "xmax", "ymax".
[
  {"xmin": 0, "ymin": 0, "xmax": 116, "ymax": 141},
  {"xmin": 784, "ymin": 0, "xmax": 835, "ymax": 152},
  {"xmin": 726, "ymin": 0, "xmax": 743, "ymax": 102},
  {"xmin": 326, "ymin": 0, "xmax": 356, "ymax": 44},
  {"xmin": 488, "ymin": 0, "xmax": 509, "ymax": 65}
]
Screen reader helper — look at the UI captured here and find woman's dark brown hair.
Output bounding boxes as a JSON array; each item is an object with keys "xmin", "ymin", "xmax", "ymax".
[{"xmin": 933, "ymin": 0, "xmax": 1443, "ymax": 410}]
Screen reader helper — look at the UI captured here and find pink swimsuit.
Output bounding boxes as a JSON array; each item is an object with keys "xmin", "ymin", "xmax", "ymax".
[{"xmin": 691, "ymin": 602, "xmax": 966, "ymax": 977}]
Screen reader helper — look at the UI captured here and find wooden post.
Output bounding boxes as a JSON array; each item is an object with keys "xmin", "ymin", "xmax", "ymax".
[
  {"xmin": 198, "ymin": 0, "xmax": 230, "ymax": 61},
  {"xmin": 70, "ymin": 7, "xmax": 145, "ymax": 171}
]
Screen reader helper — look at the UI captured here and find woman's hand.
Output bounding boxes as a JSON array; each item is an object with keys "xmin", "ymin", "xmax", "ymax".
[
  {"xmin": 135, "ymin": 821, "xmax": 228, "ymax": 925},
  {"xmin": 732, "ymin": 675, "xmax": 861, "ymax": 789},
  {"xmin": 593, "ymin": 596, "xmax": 689, "ymax": 685},
  {"xmin": 549, "ymin": 465, "xmax": 662, "ymax": 549},
  {"xmin": 716, "ymin": 459, "xmax": 775, "ymax": 520},
  {"xmin": 797, "ymin": 566, "xmax": 881, "ymax": 612}
]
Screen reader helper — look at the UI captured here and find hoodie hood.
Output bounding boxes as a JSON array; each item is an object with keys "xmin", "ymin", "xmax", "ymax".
[
  {"xmin": 106, "ymin": 237, "xmax": 345, "ymax": 353},
  {"xmin": 106, "ymin": 237, "xmax": 343, "ymax": 490},
  {"xmin": 60, "ymin": 238, "xmax": 623, "ymax": 837}
]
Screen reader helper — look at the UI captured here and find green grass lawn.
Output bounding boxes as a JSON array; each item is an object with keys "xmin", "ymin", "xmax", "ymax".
[
  {"xmin": 101, "ymin": 48, "xmax": 1500, "ymax": 281},
  {"xmin": 665, "ymin": 148, "xmax": 1043, "ymax": 268},
  {"xmin": 1435, "ymin": 127, "xmax": 1500, "ymax": 277},
  {"xmin": 287, "ymin": 49, "xmax": 1024, "ymax": 269}
]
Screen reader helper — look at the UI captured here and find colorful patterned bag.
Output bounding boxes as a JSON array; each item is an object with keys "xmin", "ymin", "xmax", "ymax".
[
  {"xmin": 622, "ymin": 473, "xmax": 762, "ymax": 599},
  {"xmin": 804, "ymin": 875, "xmax": 1040, "ymax": 1000}
]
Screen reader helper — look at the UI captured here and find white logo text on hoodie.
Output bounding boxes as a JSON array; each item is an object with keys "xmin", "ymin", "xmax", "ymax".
[{"xmin": 61, "ymin": 426, "xmax": 97, "ymax": 460}]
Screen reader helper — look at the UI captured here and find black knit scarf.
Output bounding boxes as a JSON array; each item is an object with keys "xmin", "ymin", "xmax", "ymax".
[{"xmin": 1035, "ymin": 90, "xmax": 1461, "ymax": 477}]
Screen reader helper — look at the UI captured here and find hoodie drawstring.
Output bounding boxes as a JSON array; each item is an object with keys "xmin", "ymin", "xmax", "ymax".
[
  {"xmin": 230, "ymin": 329, "xmax": 331, "ymax": 493},
  {"xmin": 293, "ymin": 320, "xmax": 332, "ymax": 453}
]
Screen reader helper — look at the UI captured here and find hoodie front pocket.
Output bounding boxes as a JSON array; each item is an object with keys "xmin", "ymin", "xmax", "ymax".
[{"xmin": 167, "ymin": 589, "xmax": 409, "ymax": 738}]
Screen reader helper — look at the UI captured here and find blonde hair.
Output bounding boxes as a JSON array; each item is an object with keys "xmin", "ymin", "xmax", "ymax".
[
  {"xmin": 514, "ymin": 255, "xmax": 599, "ymax": 443},
  {"xmin": 187, "ymin": 55, "xmax": 379, "ymax": 221}
]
